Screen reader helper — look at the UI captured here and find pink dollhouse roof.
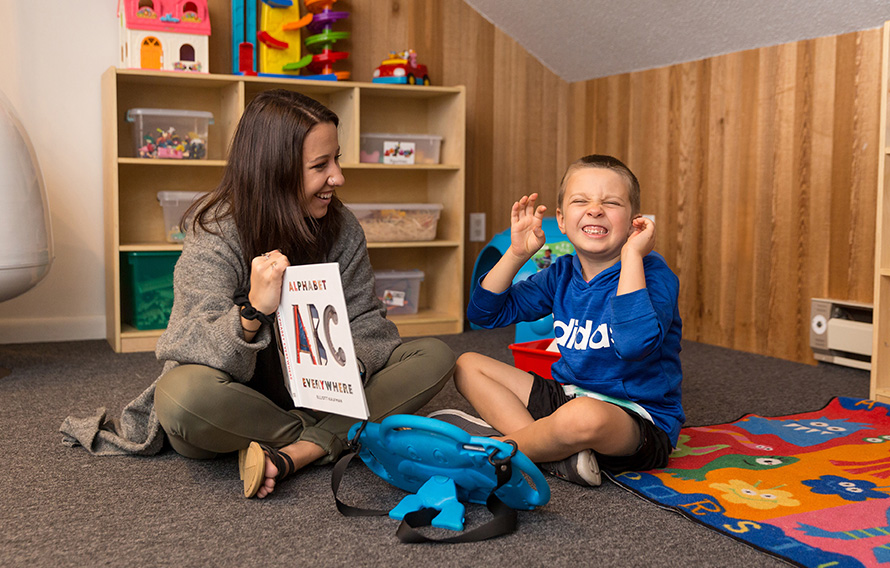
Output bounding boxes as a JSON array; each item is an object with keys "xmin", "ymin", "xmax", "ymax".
[{"xmin": 119, "ymin": 0, "xmax": 211, "ymax": 36}]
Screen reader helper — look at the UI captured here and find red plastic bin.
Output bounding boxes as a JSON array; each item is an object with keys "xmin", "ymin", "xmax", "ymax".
[{"xmin": 509, "ymin": 339, "xmax": 560, "ymax": 380}]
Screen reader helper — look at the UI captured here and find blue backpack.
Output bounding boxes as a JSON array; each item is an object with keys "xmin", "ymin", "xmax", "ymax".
[{"xmin": 332, "ymin": 414, "xmax": 550, "ymax": 543}]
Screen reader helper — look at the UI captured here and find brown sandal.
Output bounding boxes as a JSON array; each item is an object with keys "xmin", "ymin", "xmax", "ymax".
[{"xmin": 238, "ymin": 441, "xmax": 296, "ymax": 498}]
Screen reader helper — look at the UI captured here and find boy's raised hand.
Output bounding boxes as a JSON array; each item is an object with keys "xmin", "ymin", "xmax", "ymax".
[
  {"xmin": 622, "ymin": 216, "xmax": 656, "ymax": 258},
  {"xmin": 481, "ymin": 194, "xmax": 548, "ymax": 294},
  {"xmin": 508, "ymin": 193, "xmax": 548, "ymax": 261}
]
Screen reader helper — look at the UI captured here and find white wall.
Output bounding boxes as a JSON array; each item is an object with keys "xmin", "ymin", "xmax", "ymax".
[{"xmin": 0, "ymin": 1, "xmax": 119, "ymax": 343}]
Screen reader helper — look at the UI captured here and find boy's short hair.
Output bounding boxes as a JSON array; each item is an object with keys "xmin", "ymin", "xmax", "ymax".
[{"xmin": 557, "ymin": 155, "xmax": 641, "ymax": 217}]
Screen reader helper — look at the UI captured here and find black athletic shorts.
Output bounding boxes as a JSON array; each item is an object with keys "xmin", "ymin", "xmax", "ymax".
[{"xmin": 526, "ymin": 372, "xmax": 673, "ymax": 473}]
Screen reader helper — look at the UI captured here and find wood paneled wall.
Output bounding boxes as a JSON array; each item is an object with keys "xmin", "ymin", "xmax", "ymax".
[
  {"xmin": 571, "ymin": 31, "xmax": 881, "ymax": 363},
  {"xmin": 206, "ymin": 1, "xmax": 882, "ymax": 364}
]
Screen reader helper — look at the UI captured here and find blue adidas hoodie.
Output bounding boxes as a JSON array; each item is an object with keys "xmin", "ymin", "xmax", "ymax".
[{"xmin": 468, "ymin": 252, "xmax": 684, "ymax": 446}]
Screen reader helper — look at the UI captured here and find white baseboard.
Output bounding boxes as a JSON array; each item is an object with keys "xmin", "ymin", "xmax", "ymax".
[{"xmin": 0, "ymin": 315, "xmax": 106, "ymax": 344}]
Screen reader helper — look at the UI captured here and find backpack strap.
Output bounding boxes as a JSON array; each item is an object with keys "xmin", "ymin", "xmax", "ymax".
[
  {"xmin": 394, "ymin": 444, "xmax": 518, "ymax": 543},
  {"xmin": 332, "ymin": 421, "xmax": 389, "ymax": 517}
]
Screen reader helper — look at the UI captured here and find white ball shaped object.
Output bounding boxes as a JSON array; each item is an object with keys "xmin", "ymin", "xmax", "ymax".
[{"xmin": 0, "ymin": 90, "xmax": 53, "ymax": 302}]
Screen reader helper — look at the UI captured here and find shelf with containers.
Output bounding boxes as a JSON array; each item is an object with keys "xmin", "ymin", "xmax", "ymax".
[{"xmin": 103, "ymin": 68, "xmax": 465, "ymax": 352}]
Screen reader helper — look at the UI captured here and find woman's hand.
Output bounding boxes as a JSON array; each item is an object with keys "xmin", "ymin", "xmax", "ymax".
[
  {"xmin": 248, "ymin": 250, "xmax": 289, "ymax": 315},
  {"xmin": 508, "ymin": 193, "xmax": 547, "ymax": 261}
]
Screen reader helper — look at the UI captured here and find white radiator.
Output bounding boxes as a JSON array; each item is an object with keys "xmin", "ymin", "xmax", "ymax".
[{"xmin": 810, "ymin": 298, "xmax": 873, "ymax": 371}]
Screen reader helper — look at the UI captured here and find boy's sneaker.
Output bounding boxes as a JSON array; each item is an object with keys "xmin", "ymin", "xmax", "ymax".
[
  {"xmin": 539, "ymin": 449, "xmax": 601, "ymax": 487},
  {"xmin": 427, "ymin": 409, "xmax": 502, "ymax": 437}
]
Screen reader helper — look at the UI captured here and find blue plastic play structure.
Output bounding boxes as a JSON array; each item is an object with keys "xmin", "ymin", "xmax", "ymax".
[
  {"xmin": 348, "ymin": 415, "xmax": 549, "ymax": 531},
  {"xmin": 470, "ymin": 217, "xmax": 572, "ymax": 343}
]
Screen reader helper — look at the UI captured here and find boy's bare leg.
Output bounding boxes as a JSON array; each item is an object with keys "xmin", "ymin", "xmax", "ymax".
[
  {"xmin": 502, "ymin": 397, "xmax": 639, "ymax": 463},
  {"xmin": 454, "ymin": 352, "xmax": 640, "ymax": 463},
  {"xmin": 453, "ymin": 352, "xmax": 537, "ymax": 434}
]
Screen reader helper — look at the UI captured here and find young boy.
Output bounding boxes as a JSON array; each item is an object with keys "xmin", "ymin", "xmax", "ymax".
[{"xmin": 449, "ymin": 154, "xmax": 683, "ymax": 486}]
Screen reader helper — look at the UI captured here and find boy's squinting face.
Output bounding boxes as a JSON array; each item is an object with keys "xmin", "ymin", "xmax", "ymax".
[
  {"xmin": 302, "ymin": 122, "xmax": 344, "ymax": 219},
  {"xmin": 556, "ymin": 168, "xmax": 634, "ymax": 269}
]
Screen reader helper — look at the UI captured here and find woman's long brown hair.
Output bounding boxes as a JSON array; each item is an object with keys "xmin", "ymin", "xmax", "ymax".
[{"xmin": 186, "ymin": 89, "xmax": 343, "ymax": 267}]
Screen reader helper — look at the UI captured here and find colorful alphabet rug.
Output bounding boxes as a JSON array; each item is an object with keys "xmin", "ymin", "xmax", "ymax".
[{"xmin": 608, "ymin": 397, "xmax": 890, "ymax": 568}]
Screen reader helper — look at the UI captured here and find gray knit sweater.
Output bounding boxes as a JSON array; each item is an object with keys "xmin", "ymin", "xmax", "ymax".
[{"xmin": 60, "ymin": 206, "xmax": 401, "ymax": 455}]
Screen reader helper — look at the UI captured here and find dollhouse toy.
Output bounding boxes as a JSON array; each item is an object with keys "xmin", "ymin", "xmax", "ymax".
[{"xmin": 118, "ymin": 0, "xmax": 211, "ymax": 73}]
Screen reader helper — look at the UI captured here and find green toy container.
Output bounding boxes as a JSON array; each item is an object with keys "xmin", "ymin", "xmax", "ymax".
[{"xmin": 120, "ymin": 251, "xmax": 180, "ymax": 330}]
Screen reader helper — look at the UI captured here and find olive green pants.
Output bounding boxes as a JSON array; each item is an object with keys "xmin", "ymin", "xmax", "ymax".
[{"xmin": 154, "ymin": 337, "xmax": 455, "ymax": 463}]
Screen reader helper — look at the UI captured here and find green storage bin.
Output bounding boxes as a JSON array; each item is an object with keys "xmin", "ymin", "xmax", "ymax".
[{"xmin": 120, "ymin": 251, "xmax": 180, "ymax": 330}]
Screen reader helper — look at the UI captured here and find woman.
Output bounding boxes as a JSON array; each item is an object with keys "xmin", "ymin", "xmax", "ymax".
[{"xmin": 60, "ymin": 90, "xmax": 455, "ymax": 499}]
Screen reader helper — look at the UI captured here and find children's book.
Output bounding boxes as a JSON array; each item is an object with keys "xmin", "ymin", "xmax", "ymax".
[{"xmin": 275, "ymin": 262, "xmax": 369, "ymax": 420}]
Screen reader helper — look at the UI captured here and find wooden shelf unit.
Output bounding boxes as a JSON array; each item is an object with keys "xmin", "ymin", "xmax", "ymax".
[
  {"xmin": 103, "ymin": 68, "xmax": 465, "ymax": 353},
  {"xmin": 872, "ymin": 22, "xmax": 890, "ymax": 401}
]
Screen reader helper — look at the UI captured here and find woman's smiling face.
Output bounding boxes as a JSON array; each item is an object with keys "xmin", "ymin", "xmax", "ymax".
[{"xmin": 301, "ymin": 122, "xmax": 343, "ymax": 219}]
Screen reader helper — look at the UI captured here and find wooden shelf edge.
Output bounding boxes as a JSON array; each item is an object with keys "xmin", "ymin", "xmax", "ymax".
[
  {"xmin": 367, "ymin": 240, "xmax": 460, "ymax": 249},
  {"xmin": 113, "ymin": 68, "xmax": 243, "ymax": 88},
  {"xmin": 342, "ymin": 163, "xmax": 460, "ymax": 171},
  {"xmin": 871, "ymin": 21, "xmax": 890, "ymax": 399},
  {"xmin": 121, "ymin": 325, "xmax": 166, "ymax": 336},
  {"xmin": 872, "ymin": 389, "xmax": 890, "ymax": 405},
  {"xmin": 111, "ymin": 67, "xmax": 465, "ymax": 95},
  {"xmin": 120, "ymin": 243, "xmax": 184, "ymax": 252},
  {"xmin": 392, "ymin": 320, "xmax": 463, "ymax": 338},
  {"xmin": 119, "ymin": 327, "xmax": 164, "ymax": 353},
  {"xmin": 118, "ymin": 158, "xmax": 227, "ymax": 167},
  {"xmin": 121, "ymin": 242, "xmax": 458, "ymax": 251}
]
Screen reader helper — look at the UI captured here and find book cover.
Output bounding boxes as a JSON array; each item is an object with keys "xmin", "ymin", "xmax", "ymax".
[{"xmin": 275, "ymin": 262, "xmax": 369, "ymax": 420}]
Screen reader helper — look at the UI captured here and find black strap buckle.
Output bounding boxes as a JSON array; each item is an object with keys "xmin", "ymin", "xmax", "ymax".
[
  {"xmin": 347, "ymin": 420, "xmax": 368, "ymax": 453},
  {"xmin": 488, "ymin": 440, "xmax": 517, "ymax": 488}
]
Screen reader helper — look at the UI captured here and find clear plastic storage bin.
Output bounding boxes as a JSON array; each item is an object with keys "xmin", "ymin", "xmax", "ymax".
[
  {"xmin": 157, "ymin": 191, "xmax": 208, "ymax": 243},
  {"xmin": 346, "ymin": 203, "xmax": 443, "ymax": 242},
  {"xmin": 126, "ymin": 108, "xmax": 213, "ymax": 159},
  {"xmin": 374, "ymin": 270, "xmax": 424, "ymax": 315},
  {"xmin": 359, "ymin": 133, "xmax": 442, "ymax": 164}
]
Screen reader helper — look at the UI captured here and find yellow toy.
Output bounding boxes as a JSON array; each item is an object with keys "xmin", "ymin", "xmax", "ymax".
[
  {"xmin": 258, "ymin": 0, "xmax": 312, "ymax": 76},
  {"xmin": 233, "ymin": 0, "xmax": 349, "ymax": 80}
]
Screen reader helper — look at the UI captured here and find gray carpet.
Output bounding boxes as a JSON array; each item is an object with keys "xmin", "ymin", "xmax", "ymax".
[{"xmin": 0, "ymin": 327, "xmax": 869, "ymax": 567}]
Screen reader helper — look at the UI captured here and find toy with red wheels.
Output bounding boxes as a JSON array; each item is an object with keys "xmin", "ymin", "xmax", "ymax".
[{"xmin": 373, "ymin": 49, "xmax": 430, "ymax": 85}]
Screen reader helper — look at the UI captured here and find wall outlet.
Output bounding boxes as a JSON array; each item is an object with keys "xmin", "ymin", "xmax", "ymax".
[{"xmin": 469, "ymin": 212, "xmax": 486, "ymax": 242}]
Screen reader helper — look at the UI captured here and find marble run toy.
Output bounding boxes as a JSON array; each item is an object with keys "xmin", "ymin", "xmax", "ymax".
[
  {"xmin": 231, "ymin": 0, "xmax": 258, "ymax": 74},
  {"xmin": 232, "ymin": 0, "xmax": 350, "ymax": 80},
  {"xmin": 258, "ymin": 0, "xmax": 313, "ymax": 77},
  {"xmin": 300, "ymin": 0, "xmax": 350, "ymax": 80}
]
